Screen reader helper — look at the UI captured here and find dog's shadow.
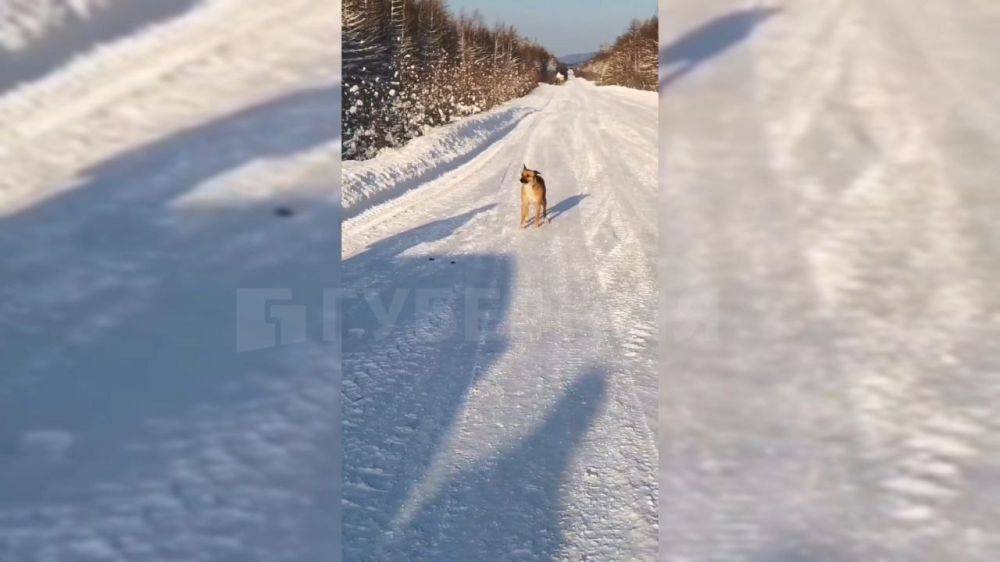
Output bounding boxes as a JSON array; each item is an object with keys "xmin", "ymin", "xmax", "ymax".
[{"xmin": 547, "ymin": 194, "xmax": 589, "ymax": 222}]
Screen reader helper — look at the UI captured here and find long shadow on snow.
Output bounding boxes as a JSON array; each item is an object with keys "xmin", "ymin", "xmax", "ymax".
[
  {"xmin": 660, "ymin": 7, "xmax": 781, "ymax": 90},
  {"xmin": 0, "ymin": 0, "xmax": 201, "ymax": 93},
  {"xmin": 0, "ymin": 84, "xmax": 339, "ymax": 528},
  {"xmin": 341, "ymin": 205, "xmax": 520, "ymax": 559},
  {"xmin": 546, "ymin": 193, "xmax": 589, "ymax": 223},
  {"xmin": 380, "ymin": 369, "xmax": 608, "ymax": 561}
]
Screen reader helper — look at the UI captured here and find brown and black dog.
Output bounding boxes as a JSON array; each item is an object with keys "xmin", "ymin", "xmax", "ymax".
[{"xmin": 519, "ymin": 164, "xmax": 547, "ymax": 228}]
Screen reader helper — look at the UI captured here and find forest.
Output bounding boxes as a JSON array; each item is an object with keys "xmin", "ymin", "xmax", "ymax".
[
  {"xmin": 577, "ymin": 16, "xmax": 658, "ymax": 91},
  {"xmin": 343, "ymin": 0, "xmax": 561, "ymax": 160}
]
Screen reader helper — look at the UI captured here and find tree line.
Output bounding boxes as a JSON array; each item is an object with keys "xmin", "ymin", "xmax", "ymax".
[
  {"xmin": 343, "ymin": 0, "xmax": 560, "ymax": 160},
  {"xmin": 578, "ymin": 16, "xmax": 658, "ymax": 91}
]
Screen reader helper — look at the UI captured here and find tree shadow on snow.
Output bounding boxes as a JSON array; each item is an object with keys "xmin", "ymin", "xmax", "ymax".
[{"xmin": 660, "ymin": 7, "xmax": 781, "ymax": 90}]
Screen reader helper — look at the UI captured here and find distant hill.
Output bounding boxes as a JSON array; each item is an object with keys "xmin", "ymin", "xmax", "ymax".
[{"xmin": 558, "ymin": 51, "xmax": 597, "ymax": 66}]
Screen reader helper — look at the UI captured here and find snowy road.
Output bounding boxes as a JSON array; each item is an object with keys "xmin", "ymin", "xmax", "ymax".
[
  {"xmin": 342, "ymin": 78, "xmax": 659, "ymax": 560},
  {"xmin": 0, "ymin": 1, "xmax": 340, "ymax": 560},
  {"xmin": 661, "ymin": 1, "xmax": 1000, "ymax": 560}
]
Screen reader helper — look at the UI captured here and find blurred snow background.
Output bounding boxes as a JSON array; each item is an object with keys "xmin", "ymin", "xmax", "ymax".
[{"xmin": 0, "ymin": 1, "xmax": 341, "ymax": 560}]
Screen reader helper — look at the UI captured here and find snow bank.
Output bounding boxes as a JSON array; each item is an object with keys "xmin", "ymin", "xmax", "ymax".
[
  {"xmin": 0, "ymin": 0, "xmax": 298, "ymax": 216},
  {"xmin": 343, "ymin": 85, "xmax": 551, "ymax": 220},
  {"xmin": 0, "ymin": 0, "xmax": 199, "ymax": 91}
]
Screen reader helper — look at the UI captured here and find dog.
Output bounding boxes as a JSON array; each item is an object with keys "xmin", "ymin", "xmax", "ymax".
[{"xmin": 519, "ymin": 164, "xmax": 547, "ymax": 228}]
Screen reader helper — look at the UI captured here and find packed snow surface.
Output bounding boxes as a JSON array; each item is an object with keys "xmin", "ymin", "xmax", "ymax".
[
  {"xmin": 0, "ymin": 1, "xmax": 340, "ymax": 560},
  {"xmin": 660, "ymin": 1, "xmax": 1000, "ymax": 560},
  {"xmin": 342, "ymin": 78, "xmax": 659, "ymax": 560}
]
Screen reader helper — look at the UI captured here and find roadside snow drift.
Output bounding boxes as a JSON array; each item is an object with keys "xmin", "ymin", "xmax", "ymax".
[{"xmin": 342, "ymin": 94, "xmax": 543, "ymax": 220}]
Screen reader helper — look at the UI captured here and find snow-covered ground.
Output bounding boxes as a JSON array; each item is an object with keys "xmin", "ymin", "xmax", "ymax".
[
  {"xmin": 342, "ymin": 78, "xmax": 659, "ymax": 560},
  {"xmin": 0, "ymin": 1, "xmax": 341, "ymax": 560},
  {"xmin": 660, "ymin": 1, "xmax": 1000, "ymax": 560},
  {"xmin": 0, "ymin": 0, "xmax": 202, "ymax": 92}
]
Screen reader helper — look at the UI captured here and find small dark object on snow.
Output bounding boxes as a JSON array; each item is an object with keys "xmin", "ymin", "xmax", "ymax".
[
  {"xmin": 428, "ymin": 257, "xmax": 435, "ymax": 261},
  {"xmin": 274, "ymin": 207, "xmax": 294, "ymax": 217},
  {"xmin": 450, "ymin": 260, "xmax": 456, "ymax": 264}
]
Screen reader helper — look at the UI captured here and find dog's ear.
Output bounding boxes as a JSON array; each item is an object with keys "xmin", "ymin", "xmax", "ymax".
[{"xmin": 523, "ymin": 163, "xmax": 527, "ymax": 171}]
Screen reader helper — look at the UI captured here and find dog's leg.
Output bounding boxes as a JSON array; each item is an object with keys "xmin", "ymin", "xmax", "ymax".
[
  {"xmin": 521, "ymin": 196, "xmax": 529, "ymax": 228},
  {"xmin": 538, "ymin": 197, "xmax": 548, "ymax": 227}
]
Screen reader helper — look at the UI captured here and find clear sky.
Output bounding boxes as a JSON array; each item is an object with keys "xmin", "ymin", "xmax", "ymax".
[{"xmin": 446, "ymin": 0, "xmax": 657, "ymax": 57}]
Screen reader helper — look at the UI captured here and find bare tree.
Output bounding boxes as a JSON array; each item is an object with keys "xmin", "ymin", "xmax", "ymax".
[
  {"xmin": 343, "ymin": 0, "xmax": 556, "ymax": 160},
  {"xmin": 579, "ymin": 16, "xmax": 657, "ymax": 91}
]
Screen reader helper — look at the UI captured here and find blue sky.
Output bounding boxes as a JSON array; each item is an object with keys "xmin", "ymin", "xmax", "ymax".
[{"xmin": 446, "ymin": 0, "xmax": 657, "ymax": 57}]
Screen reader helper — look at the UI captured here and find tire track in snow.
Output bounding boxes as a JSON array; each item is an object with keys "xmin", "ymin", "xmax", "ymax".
[
  {"xmin": 798, "ymin": 7, "xmax": 990, "ymax": 546},
  {"xmin": 754, "ymin": 0, "xmax": 998, "ymax": 558}
]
